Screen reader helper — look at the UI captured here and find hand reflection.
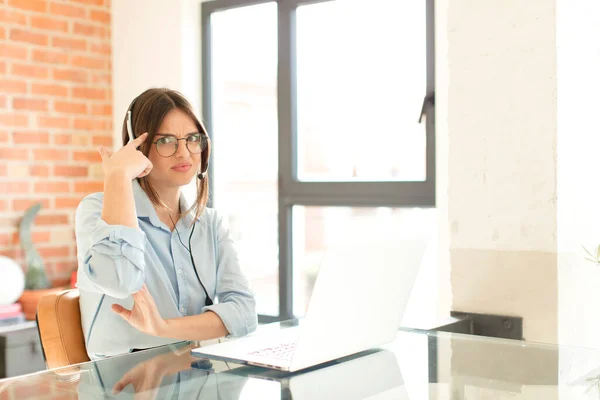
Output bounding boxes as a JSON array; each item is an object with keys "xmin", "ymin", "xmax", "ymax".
[{"xmin": 112, "ymin": 344, "xmax": 198, "ymax": 399}]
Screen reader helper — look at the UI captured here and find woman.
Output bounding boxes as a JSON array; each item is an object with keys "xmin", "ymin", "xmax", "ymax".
[{"xmin": 75, "ymin": 88, "xmax": 257, "ymax": 360}]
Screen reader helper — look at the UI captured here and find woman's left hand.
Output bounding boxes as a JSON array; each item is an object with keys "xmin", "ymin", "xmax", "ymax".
[{"xmin": 112, "ymin": 285, "xmax": 168, "ymax": 337}]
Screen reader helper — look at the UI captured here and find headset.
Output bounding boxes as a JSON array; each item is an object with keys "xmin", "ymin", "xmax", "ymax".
[{"xmin": 127, "ymin": 96, "xmax": 214, "ymax": 307}]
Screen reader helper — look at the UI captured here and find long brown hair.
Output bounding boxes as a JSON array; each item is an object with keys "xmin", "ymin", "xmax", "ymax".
[{"xmin": 122, "ymin": 88, "xmax": 210, "ymax": 224}]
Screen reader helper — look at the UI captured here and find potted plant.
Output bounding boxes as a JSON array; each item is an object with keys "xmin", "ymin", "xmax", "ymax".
[
  {"xmin": 17, "ymin": 204, "xmax": 65, "ymax": 320},
  {"xmin": 584, "ymin": 245, "xmax": 600, "ymax": 265}
]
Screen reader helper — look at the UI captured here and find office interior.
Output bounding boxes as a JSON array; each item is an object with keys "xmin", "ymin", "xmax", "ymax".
[{"xmin": 1, "ymin": 0, "xmax": 600, "ymax": 398}]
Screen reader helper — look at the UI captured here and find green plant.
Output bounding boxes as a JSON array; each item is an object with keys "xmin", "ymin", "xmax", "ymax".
[
  {"xmin": 19, "ymin": 203, "xmax": 51, "ymax": 290},
  {"xmin": 583, "ymin": 245, "xmax": 600, "ymax": 265}
]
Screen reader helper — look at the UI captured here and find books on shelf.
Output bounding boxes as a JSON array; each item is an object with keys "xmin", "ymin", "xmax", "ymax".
[{"xmin": 0, "ymin": 303, "xmax": 26, "ymax": 326}]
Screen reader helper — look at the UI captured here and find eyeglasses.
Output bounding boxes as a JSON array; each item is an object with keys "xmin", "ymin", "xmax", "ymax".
[{"xmin": 151, "ymin": 133, "xmax": 208, "ymax": 158}]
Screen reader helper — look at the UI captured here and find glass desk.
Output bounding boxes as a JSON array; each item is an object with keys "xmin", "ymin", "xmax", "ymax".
[{"xmin": 1, "ymin": 319, "xmax": 599, "ymax": 399}]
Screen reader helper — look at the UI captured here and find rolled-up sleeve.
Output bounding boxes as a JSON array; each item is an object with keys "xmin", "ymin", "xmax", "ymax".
[
  {"xmin": 75, "ymin": 194, "xmax": 146, "ymax": 299},
  {"xmin": 202, "ymin": 213, "xmax": 258, "ymax": 337}
]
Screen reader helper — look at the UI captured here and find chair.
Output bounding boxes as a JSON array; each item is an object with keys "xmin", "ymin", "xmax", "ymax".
[{"xmin": 36, "ymin": 289, "xmax": 90, "ymax": 370}]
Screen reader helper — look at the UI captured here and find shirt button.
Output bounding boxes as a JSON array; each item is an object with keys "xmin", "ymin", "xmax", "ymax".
[
  {"xmin": 180, "ymin": 307, "xmax": 185, "ymax": 313},
  {"xmin": 177, "ymin": 269, "xmax": 183, "ymax": 274}
]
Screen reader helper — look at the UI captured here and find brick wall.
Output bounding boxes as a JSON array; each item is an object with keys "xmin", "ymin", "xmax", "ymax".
[{"xmin": 0, "ymin": 0, "xmax": 112, "ymax": 286}]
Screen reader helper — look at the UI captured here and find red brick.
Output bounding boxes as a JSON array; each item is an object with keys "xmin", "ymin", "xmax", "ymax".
[
  {"xmin": 0, "ymin": 27, "xmax": 5, "ymax": 40},
  {"xmin": 0, "ymin": 79, "xmax": 28, "ymax": 94},
  {"xmin": 38, "ymin": 245, "xmax": 69, "ymax": 257},
  {"xmin": 30, "ymin": 15, "xmax": 69, "ymax": 32},
  {"xmin": 0, "ymin": 96, "xmax": 6, "ymax": 108},
  {"xmin": 89, "ymin": 42, "xmax": 110, "ymax": 56},
  {"xmin": 11, "ymin": 63, "xmax": 49, "ymax": 79},
  {"xmin": 90, "ymin": 9, "xmax": 110, "ymax": 24},
  {"xmin": 54, "ymin": 165, "xmax": 88, "ymax": 177},
  {"xmin": 91, "ymin": 73, "xmax": 111, "ymax": 85},
  {"xmin": 4, "ymin": 232, "xmax": 16, "ymax": 246},
  {"xmin": 55, "ymin": 196, "xmax": 83, "ymax": 209},
  {"xmin": 38, "ymin": 115, "xmax": 70, "ymax": 129},
  {"xmin": 0, "ymin": 131, "xmax": 8, "ymax": 142},
  {"xmin": 72, "ymin": 0, "xmax": 103, "ymax": 5},
  {"xmin": 11, "ymin": 230, "xmax": 51, "ymax": 244},
  {"xmin": 90, "ymin": 74, "xmax": 112, "ymax": 85},
  {"xmin": 0, "ymin": 43, "xmax": 28, "ymax": 59},
  {"xmin": 52, "ymin": 36, "xmax": 86, "ymax": 51},
  {"xmin": 55, "ymin": 101, "xmax": 87, "ymax": 114},
  {"xmin": 34, "ymin": 181, "xmax": 69, "ymax": 193},
  {"xmin": 75, "ymin": 181, "xmax": 103, "ymax": 193},
  {"xmin": 30, "ymin": 164, "xmax": 50, "ymax": 176},
  {"xmin": 70, "ymin": 55, "xmax": 106, "ymax": 70},
  {"xmin": 0, "ymin": 113, "xmax": 28, "ymax": 127},
  {"xmin": 32, "ymin": 148, "xmax": 68, "ymax": 161},
  {"xmin": 12, "ymin": 198, "xmax": 50, "ymax": 212},
  {"xmin": 31, "ymin": 49, "xmax": 69, "ymax": 64},
  {"xmin": 72, "ymin": 87, "xmax": 106, "ymax": 100},
  {"xmin": 74, "ymin": 118, "xmax": 104, "ymax": 130},
  {"xmin": 73, "ymin": 151, "xmax": 100, "ymax": 162},
  {"xmin": 13, "ymin": 131, "xmax": 50, "ymax": 144},
  {"xmin": 0, "ymin": 148, "xmax": 28, "ymax": 160},
  {"xmin": 54, "ymin": 261, "xmax": 77, "ymax": 275},
  {"xmin": 0, "ymin": 181, "xmax": 30, "ymax": 193},
  {"xmin": 10, "ymin": 28, "xmax": 48, "ymax": 46},
  {"xmin": 91, "ymin": 104, "xmax": 112, "ymax": 116},
  {"xmin": 0, "ymin": 199, "xmax": 6, "ymax": 211},
  {"xmin": 31, "ymin": 83, "xmax": 68, "ymax": 97},
  {"xmin": 36, "ymin": 214, "xmax": 69, "ymax": 225},
  {"xmin": 0, "ymin": 233, "xmax": 11, "ymax": 246},
  {"xmin": 53, "ymin": 68, "xmax": 88, "ymax": 83},
  {"xmin": 73, "ymin": 22, "xmax": 107, "ymax": 38},
  {"xmin": 35, "ymin": 231, "xmax": 52, "ymax": 243},
  {"xmin": 53, "ymin": 134, "xmax": 72, "ymax": 145},
  {"xmin": 12, "ymin": 98, "xmax": 48, "ymax": 112},
  {"xmin": 0, "ymin": 9, "xmax": 28, "ymax": 25},
  {"xmin": 0, "ymin": 248, "xmax": 19, "ymax": 259},
  {"xmin": 92, "ymin": 135, "xmax": 112, "ymax": 146},
  {"xmin": 49, "ymin": 2, "xmax": 86, "ymax": 19},
  {"xmin": 8, "ymin": 0, "xmax": 47, "ymax": 13},
  {"xmin": 0, "ymin": 62, "xmax": 5, "ymax": 74}
]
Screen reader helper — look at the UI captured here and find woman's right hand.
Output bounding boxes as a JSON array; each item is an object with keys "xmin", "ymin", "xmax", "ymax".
[{"xmin": 98, "ymin": 132, "xmax": 153, "ymax": 180}]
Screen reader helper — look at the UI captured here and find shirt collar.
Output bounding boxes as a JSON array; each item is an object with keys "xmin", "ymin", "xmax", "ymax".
[
  {"xmin": 132, "ymin": 179, "xmax": 196, "ymax": 231},
  {"xmin": 178, "ymin": 191, "xmax": 196, "ymax": 229}
]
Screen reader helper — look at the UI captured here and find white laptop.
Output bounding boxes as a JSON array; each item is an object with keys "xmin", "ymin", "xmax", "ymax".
[{"xmin": 192, "ymin": 239, "xmax": 427, "ymax": 372}]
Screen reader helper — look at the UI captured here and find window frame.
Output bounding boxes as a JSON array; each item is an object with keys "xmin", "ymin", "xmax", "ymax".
[{"xmin": 201, "ymin": 0, "xmax": 435, "ymax": 322}]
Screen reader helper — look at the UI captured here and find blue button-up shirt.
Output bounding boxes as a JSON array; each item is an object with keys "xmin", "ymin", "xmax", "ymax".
[{"xmin": 75, "ymin": 179, "xmax": 257, "ymax": 360}]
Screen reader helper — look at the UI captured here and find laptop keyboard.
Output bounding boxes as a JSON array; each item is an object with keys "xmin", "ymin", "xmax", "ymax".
[{"xmin": 248, "ymin": 342, "xmax": 297, "ymax": 361}]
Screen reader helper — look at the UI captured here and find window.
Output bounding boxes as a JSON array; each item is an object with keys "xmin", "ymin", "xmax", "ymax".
[
  {"xmin": 202, "ymin": 0, "xmax": 435, "ymax": 322},
  {"xmin": 296, "ymin": 1, "xmax": 427, "ymax": 182}
]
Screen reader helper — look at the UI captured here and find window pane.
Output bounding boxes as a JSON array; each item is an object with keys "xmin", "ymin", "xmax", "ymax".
[
  {"xmin": 292, "ymin": 206, "xmax": 436, "ymax": 320},
  {"xmin": 211, "ymin": 3, "xmax": 279, "ymax": 316},
  {"xmin": 296, "ymin": 1, "xmax": 427, "ymax": 182}
]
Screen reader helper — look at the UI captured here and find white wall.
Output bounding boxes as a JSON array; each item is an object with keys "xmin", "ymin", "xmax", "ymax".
[
  {"xmin": 112, "ymin": 0, "xmax": 203, "ymax": 204},
  {"xmin": 440, "ymin": 0, "xmax": 558, "ymax": 343},
  {"xmin": 556, "ymin": 0, "xmax": 600, "ymax": 366},
  {"xmin": 111, "ymin": 0, "xmax": 202, "ymax": 148}
]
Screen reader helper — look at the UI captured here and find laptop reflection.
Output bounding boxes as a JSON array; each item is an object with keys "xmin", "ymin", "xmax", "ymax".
[{"xmin": 224, "ymin": 348, "xmax": 409, "ymax": 400}]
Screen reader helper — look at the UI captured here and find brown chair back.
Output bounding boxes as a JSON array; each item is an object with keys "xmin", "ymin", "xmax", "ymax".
[{"xmin": 36, "ymin": 289, "xmax": 90, "ymax": 370}]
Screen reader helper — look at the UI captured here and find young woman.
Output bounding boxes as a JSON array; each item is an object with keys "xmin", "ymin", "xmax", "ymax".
[{"xmin": 75, "ymin": 88, "xmax": 257, "ymax": 359}]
